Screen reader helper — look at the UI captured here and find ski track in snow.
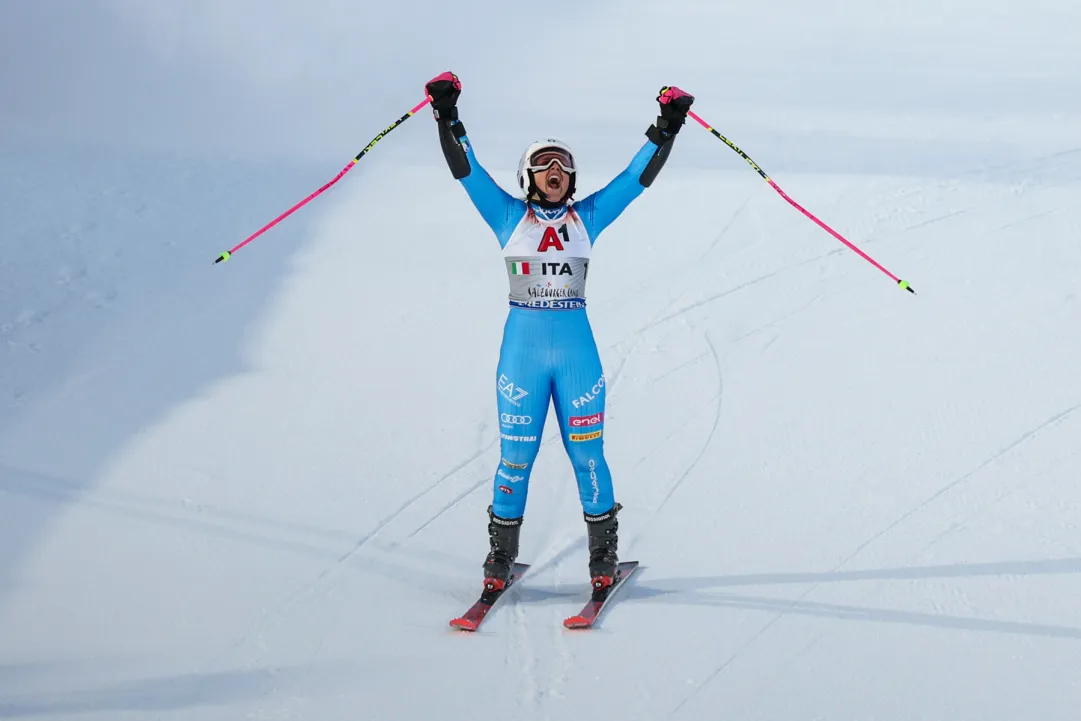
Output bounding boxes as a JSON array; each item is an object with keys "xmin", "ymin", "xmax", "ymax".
[
  {"xmin": 635, "ymin": 183, "xmax": 864, "ymax": 336},
  {"xmin": 991, "ymin": 208, "xmax": 1059, "ymax": 233},
  {"xmin": 840, "ymin": 401, "xmax": 1081, "ymax": 568},
  {"xmin": 668, "ymin": 401, "xmax": 1081, "ymax": 717},
  {"xmin": 925, "ymin": 446, "xmax": 1081, "ymax": 550},
  {"xmin": 742, "ymin": 633, "xmax": 827, "ymax": 714},
  {"xmin": 648, "ymin": 350, "xmax": 711, "ymax": 384},
  {"xmin": 404, "ymin": 470, "xmax": 494, "ymax": 540},
  {"xmin": 696, "ymin": 191, "xmax": 756, "ymax": 263},
  {"xmin": 901, "ymin": 207, "xmax": 974, "ymax": 232},
  {"xmin": 727, "ymin": 291, "xmax": 827, "ymax": 344},
  {"xmin": 334, "ymin": 438, "xmax": 496, "ymax": 563},
  {"xmin": 638, "ymin": 247, "xmax": 835, "ymax": 335},
  {"xmin": 604, "ymin": 190, "xmax": 766, "ymax": 346},
  {"xmin": 605, "ymin": 331, "xmax": 647, "ymax": 399},
  {"xmin": 0, "ymin": 462, "xmax": 354, "ymax": 561},
  {"xmin": 509, "ymin": 594, "xmax": 540, "ymax": 714},
  {"xmin": 642, "ymin": 332, "xmax": 724, "ymax": 531},
  {"xmin": 667, "ymin": 596, "xmax": 789, "ymax": 718},
  {"xmin": 209, "ymin": 436, "xmax": 500, "ymax": 668}
]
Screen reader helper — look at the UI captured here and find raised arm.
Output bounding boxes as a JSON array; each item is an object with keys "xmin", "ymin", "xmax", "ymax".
[
  {"xmin": 577, "ymin": 86, "xmax": 695, "ymax": 241},
  {"xmin": 425, "ymin": 72, "xmax": 523, "ymax": 247}
]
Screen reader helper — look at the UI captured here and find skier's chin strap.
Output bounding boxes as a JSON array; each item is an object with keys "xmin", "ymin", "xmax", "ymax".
[{"xmin": 527, "ymin": 170, "xmax": 575, "ymax": 209}]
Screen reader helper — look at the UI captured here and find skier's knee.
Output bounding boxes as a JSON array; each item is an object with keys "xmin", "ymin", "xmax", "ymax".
[{"xmin": 498, "ymin": 451, "xmax": 535, "ymax": 473}]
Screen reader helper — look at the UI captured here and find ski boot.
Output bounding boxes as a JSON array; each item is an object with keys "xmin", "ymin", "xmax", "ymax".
[
  {"xmin": 482, "ymin": 505, "xmax": 523, "ymax": 592},
  {"xmin": 585, "ymin": 502, "xmax": 622, "ymax": 590}
]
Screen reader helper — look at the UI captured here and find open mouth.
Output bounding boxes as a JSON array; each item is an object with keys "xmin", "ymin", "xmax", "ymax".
[{"xmin": 546, "ymin": 174, "xmax": 561, "ymax": 188}]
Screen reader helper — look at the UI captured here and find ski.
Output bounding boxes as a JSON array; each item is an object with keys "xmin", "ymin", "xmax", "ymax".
[
  {"xmin": 449, "ymin": 563, "xmax": 530, "ymax": 631},
  {"xmin": 563, "ymin": 561, "xmax": 639, "ymax": 629}
]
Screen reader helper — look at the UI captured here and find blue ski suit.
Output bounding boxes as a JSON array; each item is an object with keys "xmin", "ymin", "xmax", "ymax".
[{"xmin": 436, "ymin": 118, "xmax": 677, "ymax": 520}]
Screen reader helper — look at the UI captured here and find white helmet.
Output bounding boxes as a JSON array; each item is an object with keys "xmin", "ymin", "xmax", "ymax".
[{"xmin": 517, "ymin": 139, "xmax": 576, "ymax": 204}]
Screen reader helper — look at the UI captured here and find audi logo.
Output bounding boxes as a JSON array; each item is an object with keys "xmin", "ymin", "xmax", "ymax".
[{"xmin": 501, "ymin": 414, "xmax": 532, "ymax": 425}]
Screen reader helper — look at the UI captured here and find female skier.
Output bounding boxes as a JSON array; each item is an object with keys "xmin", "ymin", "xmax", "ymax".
[{"xmin": 424, "ymin": 71, "xmax": 694, "ymax": 592}]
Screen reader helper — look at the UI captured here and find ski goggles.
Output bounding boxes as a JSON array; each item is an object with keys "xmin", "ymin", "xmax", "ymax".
[{"xmin": 527, "ymin": 148, "xmax": 576, "ymax": 174}]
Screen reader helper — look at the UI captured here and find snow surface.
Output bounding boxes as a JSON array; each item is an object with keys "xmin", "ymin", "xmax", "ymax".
[{"xmin": 3, "ymin": 1, "xmax": 1081, "ymax": 719}]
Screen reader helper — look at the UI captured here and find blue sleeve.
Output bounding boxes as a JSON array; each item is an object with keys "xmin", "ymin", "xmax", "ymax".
[
  {"xmin": 576, "ymin": 140, "xmax": 658, "ymax": 243},
  {"xmin": 457, "ymin": 132, "xmax": 526, "ymax": 248}
]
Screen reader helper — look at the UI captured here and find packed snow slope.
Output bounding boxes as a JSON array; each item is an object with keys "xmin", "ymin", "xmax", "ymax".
[{"xmin": 3, "ymin": 1, "xmax": 1081, "ymax": 719}]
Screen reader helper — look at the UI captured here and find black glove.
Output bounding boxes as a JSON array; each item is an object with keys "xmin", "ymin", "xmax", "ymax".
[
  {"xmin": 425, "ymin": 71, "xmax": 462, "ymax": 121},
  {"xmin": 427, "ymin": 72, "xmax": 470, "ymax": 178},
  {"xmin": 656, "ymin": 86, "xmax": 694, "ymax": 135}
]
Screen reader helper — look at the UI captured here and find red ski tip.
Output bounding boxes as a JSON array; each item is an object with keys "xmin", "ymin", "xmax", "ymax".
[
  {"xmin": 563, "ymin": 615, "xmax": 590, "ymax": 629},
  {"xmin": 450, "ymin": 618, "xmax": 479, "ymax": 632}
]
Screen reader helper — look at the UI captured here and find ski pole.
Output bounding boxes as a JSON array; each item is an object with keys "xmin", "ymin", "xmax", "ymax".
[
  {"xmin": 686, "ymin": 110, "xmax": 916, "ymax": 294},
  {"xmin": 214, "ymin": 97, "xmax": 432, "ymax": 264}
]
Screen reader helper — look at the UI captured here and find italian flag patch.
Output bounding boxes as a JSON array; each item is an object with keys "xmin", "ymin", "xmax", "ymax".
[{"xmin": 510, "ymin": 261, "xmax": 531, "ymax": 275}]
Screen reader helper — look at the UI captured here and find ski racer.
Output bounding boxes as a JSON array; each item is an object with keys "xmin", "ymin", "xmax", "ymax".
[{"xmin": 423, "ymin": 71, "xmax": 694, "ymax": 592}]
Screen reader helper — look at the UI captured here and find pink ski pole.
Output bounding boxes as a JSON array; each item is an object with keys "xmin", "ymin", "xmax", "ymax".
[
  {"xmin": 215, "ymin": 97, "xmax": 431, "ymax": 264},
  {"xmin": 686, "ymin": 109, "xmax": 915, "ymax": 294}
]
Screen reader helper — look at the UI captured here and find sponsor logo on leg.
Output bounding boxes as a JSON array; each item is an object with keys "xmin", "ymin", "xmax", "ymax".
[
  {"xmin": 499, "ymin": 485, "xmax": 513, "ymax": 495},
  {"xmin": 497, "ymin": 469, "xmax": 525, "ymax": 483},
  {"xmin": 589, "ymin": 459, "xmax": 599, "ymax": 504},
  {"xmin": 501, "ymin": 433, "xmax": 538, "ymax": 442},
  {"xmin": 498, "ymin": 374, "xmax": 529, "ymax": 407},
  {"xmin": 570, "ymin": 430, "xmax": 602, "ymax": 442},
  {"xmin": 571, "ymin": 375, "xmax": 605, "ymax": 409},
  {"xmin": 569, "ymin": 412, "xmax": 603, "ymax": 427},
  {"xmin": 500, "ymin": 413, "xmax": 532, "ymax": 428},
  {"xmin": 501, "ymin": 458, "xmax": 529, "ymax": 469}
]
